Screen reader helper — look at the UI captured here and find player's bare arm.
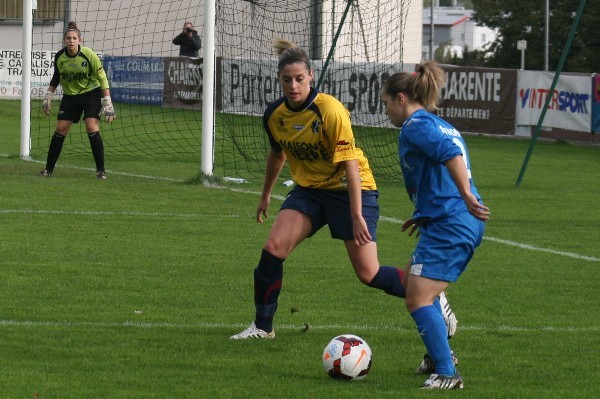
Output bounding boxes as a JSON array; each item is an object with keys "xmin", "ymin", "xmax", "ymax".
[
  {"xmin": 257, "ymin": 150, "xmax": 286, "ymax": 223},
  {"xmin": 343, "ymin": 159, "xmax": 371, "ymax": 246},
  {"xmin": 445, "ymin": 156, "xmax": 490, "ymax": 222}
]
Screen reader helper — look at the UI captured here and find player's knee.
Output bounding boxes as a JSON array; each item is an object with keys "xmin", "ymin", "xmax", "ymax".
[
  {"xmin": 263, "ymin": 240, "xmax": 290, "ymax": 259},
  {"xmin": 357, "ymin": 273, "xmax": 372, "ymax": 285},
  {"xmin": 405, "ymin": 296, "xmax": 419, "ymax": 313},
  {"xmin": 356, "ymin": 266, "xmax": 379, "ymax": 285}
]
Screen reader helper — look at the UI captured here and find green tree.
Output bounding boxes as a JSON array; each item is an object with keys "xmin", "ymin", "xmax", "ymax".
[{"xmin": 472, "ymin": 0, "xmax": 599, "ymax": 72}]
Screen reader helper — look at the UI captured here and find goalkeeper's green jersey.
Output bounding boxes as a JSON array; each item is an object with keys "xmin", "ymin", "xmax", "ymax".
[{"xmin": 49, "ymin": 45, "xmax": 109, "ymax": 96}]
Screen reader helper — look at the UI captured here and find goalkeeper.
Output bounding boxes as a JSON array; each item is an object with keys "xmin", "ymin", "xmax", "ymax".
[{"xmin": 39, "ymin": 21, "xmax": 116, "ymax": 179}]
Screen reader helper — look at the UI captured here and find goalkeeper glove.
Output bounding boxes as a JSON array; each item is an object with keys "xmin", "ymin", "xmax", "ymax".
[
  {"xmin": 42, "ymin": 91, "xmax": 54, "ymax": 115},
  {"xmin": 100, "ymin": 96, "xmax": 117, "ymax": 123}
]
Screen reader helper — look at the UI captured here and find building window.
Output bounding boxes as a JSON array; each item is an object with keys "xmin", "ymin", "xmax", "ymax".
[{"xmin": 0, "ymin": 0, "xmax": 64, "ymax": 21}]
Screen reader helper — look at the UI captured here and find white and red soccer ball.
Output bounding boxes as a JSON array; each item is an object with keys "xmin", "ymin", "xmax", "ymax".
[{"xmin": 322, "ymin": 334, "xmax": 372, "ymax": 380}]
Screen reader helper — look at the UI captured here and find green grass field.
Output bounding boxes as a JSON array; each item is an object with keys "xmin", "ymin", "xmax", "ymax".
[{"xmin": 1, "ymin": 99, "xmax": 599, "ymax": 398}]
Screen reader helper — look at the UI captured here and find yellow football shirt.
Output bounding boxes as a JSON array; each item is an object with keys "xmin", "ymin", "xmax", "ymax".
[{"xmin": 263, "ymin": 89, "xmax": 376, "ymax": 190}]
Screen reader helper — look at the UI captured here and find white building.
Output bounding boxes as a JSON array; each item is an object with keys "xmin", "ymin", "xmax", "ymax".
[
  {"xmin": 0, "ymin": 0, "xmax": 423, "ymax": 65},
  {"xmin": 422, "ymin": 7, "xmax": 498, "ymax": 60}
]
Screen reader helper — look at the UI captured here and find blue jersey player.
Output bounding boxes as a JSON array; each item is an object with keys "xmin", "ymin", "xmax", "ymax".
[{"xmin": 381, "ymin": 61, "xmax": 490, "ymax": 390}]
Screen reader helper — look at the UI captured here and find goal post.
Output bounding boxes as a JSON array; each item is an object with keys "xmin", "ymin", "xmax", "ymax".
[
  {"xmin": 20, "ymin": 0, "xmax": 33, "ymax": 159},
  {"xmin": 20, "ymin": 0, "xmax": 421, "ymax": 180},
  {"xmin": 200, "ymin": 0, "xmax": 216, "ymax": 176}
]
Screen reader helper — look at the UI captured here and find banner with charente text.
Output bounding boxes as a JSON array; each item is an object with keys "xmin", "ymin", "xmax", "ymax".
[{"xmin": 436, "ymin": 65, "xmax": 517, "ymax": 135}]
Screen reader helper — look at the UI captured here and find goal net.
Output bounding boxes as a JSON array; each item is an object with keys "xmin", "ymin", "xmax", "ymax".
[{"xmin": 28, "ymin": 0, "xmax": 421, "ymax": 180}]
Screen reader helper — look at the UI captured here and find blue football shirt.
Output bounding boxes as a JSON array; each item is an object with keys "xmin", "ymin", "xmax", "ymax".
[{"xmin": 398, "ymin": 109, "xmax": 481, "ymax": 222}]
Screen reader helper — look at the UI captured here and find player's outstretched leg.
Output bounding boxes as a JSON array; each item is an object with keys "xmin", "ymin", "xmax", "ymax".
[{"xmin": 230, "ymin": 249, "xmax": 282, "ymax": 340}]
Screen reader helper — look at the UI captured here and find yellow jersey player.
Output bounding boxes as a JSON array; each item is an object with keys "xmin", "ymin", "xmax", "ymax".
[{"xmin": 231, "ymin": 39, "xmax": 458, "ymax": 350}]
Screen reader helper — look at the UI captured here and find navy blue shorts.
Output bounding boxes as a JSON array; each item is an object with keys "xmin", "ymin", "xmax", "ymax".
[
  {"xmin": 409, "ymin": 211, "xmax": 485, "ymax": 282},
  {"xmin": 280, "ymin": 185, "xmax": 379, "ymax": 241},
  {"xmin": 58, "ymin": 89, "xmax": 103, "ymax": 123}
]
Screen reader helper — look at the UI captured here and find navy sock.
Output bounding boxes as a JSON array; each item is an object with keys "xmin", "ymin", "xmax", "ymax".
[
  {"xmin": 411, "ymin": 305, "xmax": 455, "ymax": 376},
  {"xmin": 368, "ymin": 266, "xmax": 406, "ymax": 298},
  {"xmin": 253, "ymin": 249, "xmax": 284, "ymax": 332},
  {"xmin": 45, "ymin": 132, "xmax": 65, "ymax": 171},
  {"xmin": 87, "ymin": 131, "xmax": 105, "ymax": 172}
]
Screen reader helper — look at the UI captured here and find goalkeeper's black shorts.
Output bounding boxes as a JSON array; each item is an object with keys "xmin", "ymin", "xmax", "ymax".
[{"xmin": 58, "ymin": 88, "xmax": 103, "ymax": 123}]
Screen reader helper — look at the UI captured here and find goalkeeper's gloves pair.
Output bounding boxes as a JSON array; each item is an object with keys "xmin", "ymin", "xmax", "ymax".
[
  {"xmin": 100, "ymin": 96, "xmax": 117, "ymax": 123},
  {"xmin": 42, "ymin": 90, "xmax": 53, "ymax": 115},
  {"xmin": 43, "ymin": 92, "xmax": 116, "ymax": 123}
]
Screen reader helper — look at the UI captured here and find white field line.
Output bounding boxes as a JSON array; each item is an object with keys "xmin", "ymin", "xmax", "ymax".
[
  {"xmin": 2, "ymin": 203, "xmax": 598, "ymax": 263},
  {"xmin": 0, "ymin": 319, "xmax": 597, "ymax": 333},
  {"xmin": 379, "ymin": 216, "xmax": 600, "ymax": 262},
  {"xmin": 0, "ymin": 209, "xmax": 241, "ymax": 218},
  {"xmin": 13, "ymin": 158, "xmax": 600, "ymax": 263},
  {"xmin": 2, "ymin": 206, "xmax": 597, "ymax": 263}
]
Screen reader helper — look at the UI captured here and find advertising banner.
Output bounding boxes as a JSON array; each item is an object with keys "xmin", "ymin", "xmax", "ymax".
[
  {"xmin": 592, "ymin": 74, "xmax": 600, "ymax": 133},
  {"xmin": 104, "ymin": 56, "xmax": 164, "ymax": 105},
  {"xmin": 221, "ymin": 58, "xmax": 410, "ymax": 126},
  {"xmin": 437, "ymin": 65, "xmax": 517, "ymax": 135},
  {"xmin": 517, "ymin": 71, "xmax": 591, "ymax": 132},
  {"xmin": 0, "ymin": 49, "xmax": 62, "ymax": 99},
  {"xmin": 163, "ymin": 57, "xmax": 222, "ymax": 111}
]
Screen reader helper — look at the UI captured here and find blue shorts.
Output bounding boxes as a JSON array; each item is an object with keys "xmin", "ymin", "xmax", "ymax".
[
  {"xmin": 409, "ymin": 211, "xmax": 485, "ymax": 282},
  {"xmin": 280, "ymin": 186, "xmax": 379, "ymax": 241}
]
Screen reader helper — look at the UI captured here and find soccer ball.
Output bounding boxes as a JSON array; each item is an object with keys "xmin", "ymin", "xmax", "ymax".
[{"xmin": 322, "ymin": 334, "xmax": 372, "ymax": 380}]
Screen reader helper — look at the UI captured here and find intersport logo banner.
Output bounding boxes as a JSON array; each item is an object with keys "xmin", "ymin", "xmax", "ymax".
[{"xmin": 517, "ymin": 71, "xmax": 591, "ymax": 132}]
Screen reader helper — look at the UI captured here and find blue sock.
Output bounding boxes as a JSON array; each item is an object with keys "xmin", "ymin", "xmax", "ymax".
[
  {"xmin": 410, "ymin": 305, "xmax": 455, "ymax": 376},
  {"xmin": 368, "ymin": 266, "xmax": 406, "ymax": 298},
  {"xmin": 432, "ymin": 296, "xmax": 450, "ymax": 337},
  {"xmin": 253, "ymin": 249, "xmax": 284, "ymax": 332}
]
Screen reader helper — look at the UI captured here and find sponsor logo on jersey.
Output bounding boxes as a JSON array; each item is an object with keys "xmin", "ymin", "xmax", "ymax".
[
  {"xmin": 62, "ymin": 71, "xmax": 88, "ymax": 82},
  {"xmin": 292, "ymin": 124, "xmax": 304, "ymax": 132},
  {"xmin": 311, "ymin": 120, "xmax": 321, "ymax": 134},
  {"xmin": 278, "ymin": 139, "xmax": 330, "ymax": 161},
  {"xmin": 438, "ymin": 125, "xmax": 461, "ymax": 137}
]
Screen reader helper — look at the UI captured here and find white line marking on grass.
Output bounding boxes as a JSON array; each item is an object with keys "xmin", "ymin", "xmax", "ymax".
[
  {"xmin": 380, "ymin": 216, "xmax": 600, "ymax": 262},
  {"xmin": 0, "ymin": 319, "xmax": 597, "ymax": 333},
  {"xmin": 17, "ymin": 157, "xmax": 600, "ymax": 262},
  {"xmin": 483, "ymin": 236, "xmax": 600, "ymax": 262},
  {"xmin": 0, "ymin": 209, "xmax": 242, "ymax": 218},
  {"xmin": 23, "ymin": 157, "xmax": 186, "ymax": 182}
]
